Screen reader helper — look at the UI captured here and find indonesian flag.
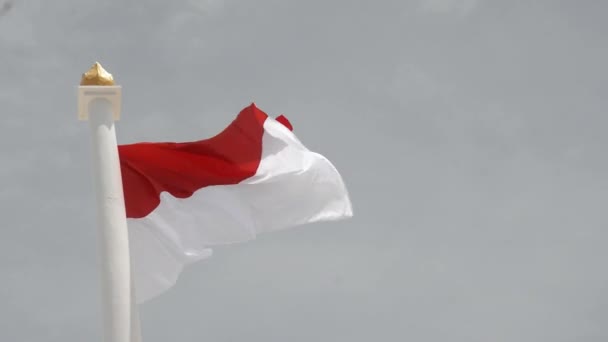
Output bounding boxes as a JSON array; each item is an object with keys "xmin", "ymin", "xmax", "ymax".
[{"xmin": 118, "ymin": 103, "xmax": 353, "ymax": 303}]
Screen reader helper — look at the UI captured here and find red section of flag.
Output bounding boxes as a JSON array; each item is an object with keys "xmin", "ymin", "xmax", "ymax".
[
  {"xmin": 275, "ymin": 115, "xmax": 293, "ymax": 131},
  {"xmin": 118, "ymin": 103, "xmax": 268, "ymax": 218}
]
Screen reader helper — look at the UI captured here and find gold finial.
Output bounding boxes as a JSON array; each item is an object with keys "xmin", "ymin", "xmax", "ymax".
[{"xmin": 80, "ymin": 62, "xmax": 115, "ymax": 86}]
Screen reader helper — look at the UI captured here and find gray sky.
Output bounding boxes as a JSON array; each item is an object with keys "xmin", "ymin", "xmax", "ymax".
[{"xmin": 1, "ymin": 0, "xmax": 607, "ymax": 341}]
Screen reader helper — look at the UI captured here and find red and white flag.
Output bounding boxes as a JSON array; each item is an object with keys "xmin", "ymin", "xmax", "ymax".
[{"xmin": 119, "ymin": 103, "xmax": 353, "ymax": 303}]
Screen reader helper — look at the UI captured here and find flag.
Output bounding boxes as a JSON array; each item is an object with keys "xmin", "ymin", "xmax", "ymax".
[{"xmin": 119, "ymin": 103, "xmax": 353, "ymax": 303}]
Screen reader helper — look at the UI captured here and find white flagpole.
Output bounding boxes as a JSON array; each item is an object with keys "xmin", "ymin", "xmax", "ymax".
[{"xmin": 78, "ymin": 62, "xmax": 134, "ymax": 342}]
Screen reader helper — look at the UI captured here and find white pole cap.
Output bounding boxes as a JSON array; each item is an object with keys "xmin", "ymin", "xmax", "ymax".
[{"xmin": 78, "ymin": 62, "xmax": 122, "ymax": 121}]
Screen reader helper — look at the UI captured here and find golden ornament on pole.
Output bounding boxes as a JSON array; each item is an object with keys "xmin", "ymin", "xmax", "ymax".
[
  {"xmin": 77, "ymin": 62, "xmax": 121, "ymax": 121},
  {"xmin": 80, "ymin": 62, "xmax": 115, "ymax": 86}
]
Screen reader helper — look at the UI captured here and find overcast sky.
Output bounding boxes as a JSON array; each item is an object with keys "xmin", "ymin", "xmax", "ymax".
[{"xmin": 1, "ymin": 0, "xmax": 607, "ymax": 341}]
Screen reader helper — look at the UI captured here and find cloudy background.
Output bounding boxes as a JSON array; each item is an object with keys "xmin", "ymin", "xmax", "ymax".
[{"xmin": 1, "ymin": 0, "xmax": 607, "ymax": 341}]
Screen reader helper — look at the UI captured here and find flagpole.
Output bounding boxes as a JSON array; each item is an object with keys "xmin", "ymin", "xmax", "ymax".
[{"xmin": 78, "ymin": 62, "xmax": 132, "ymax": 342}]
